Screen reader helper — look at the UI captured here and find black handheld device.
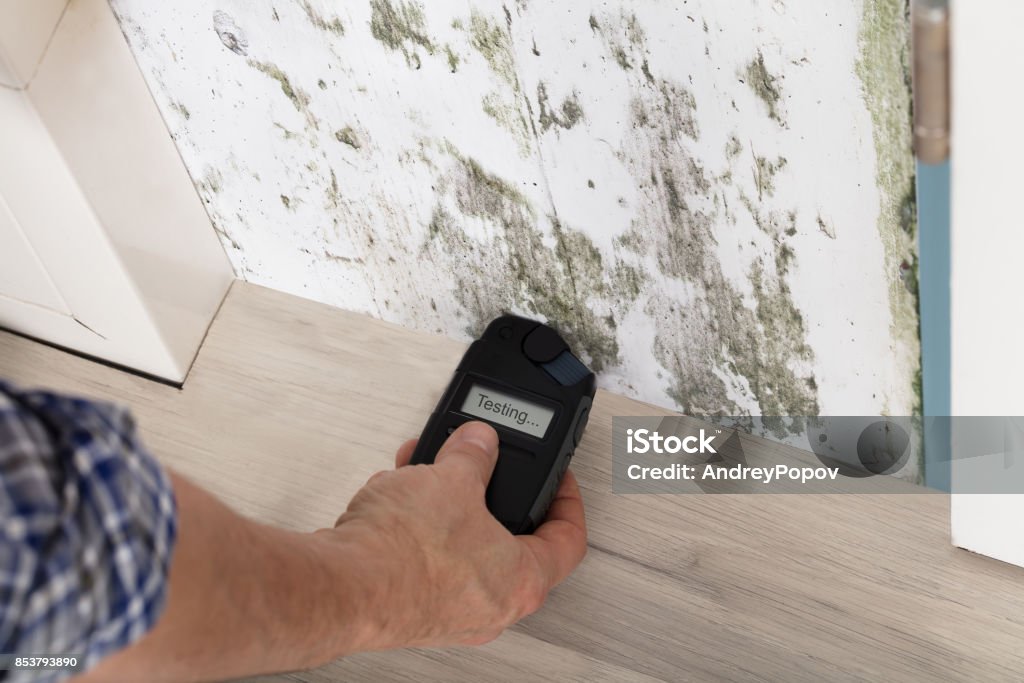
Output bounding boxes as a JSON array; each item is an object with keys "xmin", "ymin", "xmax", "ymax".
[{"xmin": 410, "ymin": 315, "xmax": 596, "ymax": 534}]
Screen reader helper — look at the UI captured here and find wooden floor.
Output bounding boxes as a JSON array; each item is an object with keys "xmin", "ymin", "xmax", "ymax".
[{"xmin": 2, "ymin": 282, "xmax": 1024, "ymax": 682}]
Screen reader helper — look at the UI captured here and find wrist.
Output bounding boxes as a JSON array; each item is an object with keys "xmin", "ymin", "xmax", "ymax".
[{"xmin": 308, "ymin": 523, "xmax": 387, "ymax": 657}]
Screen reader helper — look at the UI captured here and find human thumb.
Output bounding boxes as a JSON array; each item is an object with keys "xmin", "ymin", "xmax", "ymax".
[{"xmin": 433, "ymin": 421, "xmax": 500, "ymax": 486}]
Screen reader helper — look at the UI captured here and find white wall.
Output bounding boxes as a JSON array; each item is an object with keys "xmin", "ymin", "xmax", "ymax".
[{"xmin": 109, "ymin": 1, "xmax": 919, "ymax": 447}]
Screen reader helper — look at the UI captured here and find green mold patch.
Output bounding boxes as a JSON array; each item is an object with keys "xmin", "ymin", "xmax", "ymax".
[
  {"xmin": 591, "ymin": 11, "xmax": 647, "ymax": 73},
  {"xmin": 334, "ymin": 126, "xmax": 361, "ymax": 149},
  {"xmin": 611, "ymin": 261, "xmax": 645, "ymax": 301},
  {"xmin": 169, "ymin": 101, "xmax": 191, "ymax": 120},
  {"xmin": 248, "ymin": 60, "xmax": 308, "ymax": 110},
  {"xmin": 444, "ymin": 44, "xmax": 460, "ymax": 72},
  {"xmin": 856, "ymin": 0, "xmax": 920, "ymax": 415},
  {"xmin": 462, "ymin": 10, "xmax": 534, "ymax": 155},
  {"xmin": 299, "ymin": 0, "xmax": 344, "ymax": 35},
  {"xmin": 481, "ymin": 94, "xmax": 532, "ymax": 155},
  {"xmin": 640, "ymin": 59, "xmax": 655, "ymax": 84},
  {"xmin": 537, "ymin": 82, "xmax": 584, "ymax": 132},
  {"xmin": 631, "ymin": 80, "xmax": 699, "ymax": 142},
  {"xmin": 196, "ymin": 168, "xmax": 223, "ymax": 196},
  {"xmin": 725, "ymin": 135, "xmax": 743, "ymax": 159},
  {"xmin": 370, "ymin": 0, "xmax": 436, "ymax": 67},
  {"xmin": 272, "ymin": 122, "xmax": 300, "ymax": 140},
  {"xmin": 648, "ymin": 166, "xmax": 716, "ymax": 282},
  {"xmin": 468, "ymin": 10, "xmax": 518, "ymax": 91},
  {"xmin": 326, "ymin": 168, "xmax": 341, "ymax": 208},
  {"xmin": 612, "ymin": 46, "xmax": 632, "ymax": 71},
  {"xmin": 744, "ymin": 50, "xmax": 784, "ymax": 124},
  {"xmin": 423, "ymin": 147, "xmax": 634, "ymax": 371},
  {"xmin": 738, "ymin": 191, "xmax": 795, "ymax": 238},
  {"xmin": 624, "ymin": 13, "xmax": 645, "ymax": 47},
  {"xmin": 752, "ymin": 154, "xmax": 787, "ymax": 200},
  {"xmin": 248, "ymin": 60, "xmax": 319, "ymax": 131},
  {"xmin": 613, "ymin": 64, "xmax": 818, "ymax": 425}
]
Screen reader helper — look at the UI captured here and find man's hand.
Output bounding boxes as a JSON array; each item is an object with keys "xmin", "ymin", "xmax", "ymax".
[
  {"xmin": 74, "ymin": 421, "xmax": 586, "ymax": 682},
  {"xmin": 321, "ymin": 421, "xmax": 588, "ymax": 650}
]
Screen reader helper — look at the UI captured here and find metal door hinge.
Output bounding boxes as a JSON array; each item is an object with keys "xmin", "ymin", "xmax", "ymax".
[{"xmin": 911, "ymin": 0, "xmax": 950, "ymax": 164}]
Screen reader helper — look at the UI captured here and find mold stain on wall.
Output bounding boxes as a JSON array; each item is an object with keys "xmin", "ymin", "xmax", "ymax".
[
  {"xmin": 109, "ymin": 0, "xmax": 921, "ymax": 446},
  {"xmin": 611, "ymin": 53, "xmax": 818, "ymax": 421},
  {"xmin": 856, "ymin": 0, "xmax": 920, "ymax": 415},
  {"xmin": 369, "ymin": 0, "xmax": 433, "ymax": 67},
  {"xmin": 425, "ymin": 147, "xmax": 622, "ymax": 371}
]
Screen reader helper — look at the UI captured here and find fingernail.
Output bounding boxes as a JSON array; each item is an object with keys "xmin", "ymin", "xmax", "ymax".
[{"xmin": 452, "ymin": 421, "xmax": 498, "ymax": 452}]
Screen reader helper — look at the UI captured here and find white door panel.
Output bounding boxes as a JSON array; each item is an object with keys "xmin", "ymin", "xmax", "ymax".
[{"xmin": 950, "ymin": 0, "xmax": 1024, "ymax": 568}]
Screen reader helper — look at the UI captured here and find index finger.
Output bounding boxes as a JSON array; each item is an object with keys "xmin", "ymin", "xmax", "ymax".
[
  {"xmin": 394, "ymin": 438, "xmax": 418, "ymax": 468},
  {"xmin": 518, "ymin": 470, "xmax": 587, "ymax": 589}
]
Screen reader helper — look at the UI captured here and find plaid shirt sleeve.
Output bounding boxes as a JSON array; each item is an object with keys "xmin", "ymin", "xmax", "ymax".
[{"xmin": 0, "ymin": 381, "xmax": 177, "ymax": 683}]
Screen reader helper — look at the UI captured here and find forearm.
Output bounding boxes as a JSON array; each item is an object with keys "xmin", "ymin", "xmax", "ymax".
[{"xmin": 76, "ymin": 472, "xmax": 370, "ymax": 682}]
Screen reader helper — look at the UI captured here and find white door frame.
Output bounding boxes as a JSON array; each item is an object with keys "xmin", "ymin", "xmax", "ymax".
[
  {"xmin": 0, "ymin": 0, "xmax": 233, "ymax": 383},
  {"xmin": 949, "ymin": 0, "xmax": 1024, "ymax": 567}
]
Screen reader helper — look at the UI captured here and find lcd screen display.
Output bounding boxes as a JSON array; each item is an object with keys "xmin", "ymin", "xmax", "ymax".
[{"xmin": 460, "ymin": 383, "xmax": 555, "ymax": 438}]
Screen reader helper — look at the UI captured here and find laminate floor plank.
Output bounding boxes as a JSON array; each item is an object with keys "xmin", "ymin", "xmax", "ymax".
[{"xmin": 1, "ymin": 281, "xmax": 1023, "ymax": 682}]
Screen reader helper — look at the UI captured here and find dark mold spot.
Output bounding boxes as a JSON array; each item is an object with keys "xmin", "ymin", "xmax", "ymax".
[
  {"xmin": 640, "ymin": 59, "xmax": 655, "ymax": 84},
  {"xmin": 327, "ymin": 168, "xmax": 341, "ymax": 207},
  {"xmin": 592, "ymin": 11, "xmax": 647, "ymax": 73},
  {"xmin": 370, "ymin": 0, "xmax": 436, "ymax": 67},
  {"xmin": 299, "ymin": 0, "xmax": 345, "ymax": 35},
  {"xmin": 444, "ymin": 44, "xmax": 460, "ymax": 72},
  {"xmin": 334, "ymin": 126, "xmax": 361, "ymax": 149},
  {"xmin": 537, "ymin": 82, "xmax": 584, "ymax": 132},
  {"xmin": 752, "ymin": 154, "xmax": 787, "ymax": 200},
  {"xmin": 725, "ymin": 135, "xmax": 743, "ymax": 159},
  {"xmin": 466, "ymin": 12, "xmax": 530, "ymax": 153},
  {"xmin": 631, "ymin": 80, "xmax": 699, "ymax": 142},
  {"xmin": 169, "ymin": 102, "xmax": 191, "ymax": 120},
  {"xmin": 468, "ymin": 10, "xmax": 518, "ymax": 90},
  {"xmin": 212, "ymin": 226, "xmax": 241, "ymax": 251},
  {"xmin": 272, "ymin": 122, "xmax": 300, "ymax": 140},
  {"xmin": 197, "ymin": 168, "xmax": 223, "ymax": 196},
  {"xmin": 612, "ymin": 46, "xmax": 632, "ymax": 70},
  {"xmin": 745, "ymin": 50, "xmax": 784, "ymax": 124},
  {"xmin": 816, "ymin": 213, "xmax": 837, "ymax": 239},
  {"xmin": 248, "ymin": 60, "xmax": 309, "ymax": 113}
]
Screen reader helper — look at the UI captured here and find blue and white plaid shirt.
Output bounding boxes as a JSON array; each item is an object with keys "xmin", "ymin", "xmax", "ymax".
[{"xmin": 0, "ymin": 382, "xmax": 176, "ymax": 682}]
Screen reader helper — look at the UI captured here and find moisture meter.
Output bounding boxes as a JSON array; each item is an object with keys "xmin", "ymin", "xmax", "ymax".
[{"xmin": 409, "ymin": 315, "xmax": 596, "ymax": 534}]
